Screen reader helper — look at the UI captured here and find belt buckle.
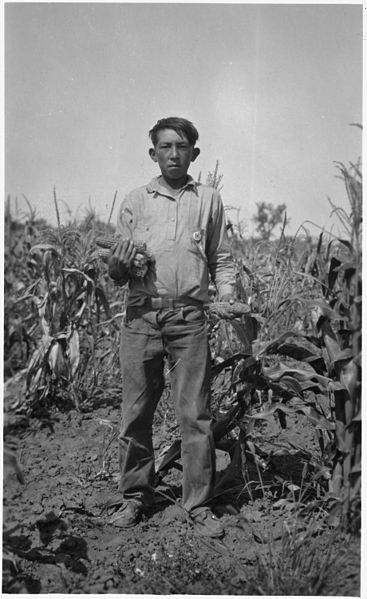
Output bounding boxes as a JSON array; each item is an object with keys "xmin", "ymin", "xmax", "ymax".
[
  {"xmin": 151, "ymin": 297, "xmax": 162, "ymax": 310},
  {"xmin": 151, "ymin": 297, "xmax": 176, "ymax": 310}
]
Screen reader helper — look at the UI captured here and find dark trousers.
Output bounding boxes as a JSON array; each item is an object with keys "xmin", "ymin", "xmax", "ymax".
[{"xmin": 118, "ymin": 306, "xmax": 215, "ymax": 512}]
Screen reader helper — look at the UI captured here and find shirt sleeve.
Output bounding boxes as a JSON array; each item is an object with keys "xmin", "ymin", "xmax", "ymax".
[
  {"xmin": 116, "ymin": 194, "xmax": 135, "ymax": 238},
  {"xmin": 206, "ymin": 192, "xmax": 236, "ymax": 300}
]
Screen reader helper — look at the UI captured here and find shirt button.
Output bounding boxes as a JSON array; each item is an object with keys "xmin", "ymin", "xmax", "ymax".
[{"xmin": 171, "ymin": 218, "xmax": 175, "ymax": 222}]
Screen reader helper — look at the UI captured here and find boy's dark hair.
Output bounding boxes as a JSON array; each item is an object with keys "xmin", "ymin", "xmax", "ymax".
[{"xmin": 149, "ymin": 117, "xmax": 199, "ymax": 147}]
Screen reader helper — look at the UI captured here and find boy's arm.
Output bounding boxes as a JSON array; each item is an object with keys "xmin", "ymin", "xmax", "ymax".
[{"xmin": 206, "ymin": 193, "xmax": 236, "ymax": 300}]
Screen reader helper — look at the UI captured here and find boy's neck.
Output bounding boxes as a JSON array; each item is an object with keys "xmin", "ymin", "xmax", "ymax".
[{"xmin": 159, "ymin": 174, "xmax": 189, "ymax": 191}]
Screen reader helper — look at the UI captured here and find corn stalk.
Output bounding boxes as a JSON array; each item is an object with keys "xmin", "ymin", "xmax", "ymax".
[
  {"xmin": 12, "ymin": 192, "xmax": 122, "ymax": 411},
  {"xmin": 313, "ymin": 160, "xmax": 362, "ymax": 525}
]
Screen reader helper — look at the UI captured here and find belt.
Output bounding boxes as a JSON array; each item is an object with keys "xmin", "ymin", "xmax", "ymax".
[
  {"xmin": 126, "ymin": 296, "xmax": 203, "ymax": 318},
  {"xmin": 149, "ymin": 297, "xmax": 202, "ymax": 310}
]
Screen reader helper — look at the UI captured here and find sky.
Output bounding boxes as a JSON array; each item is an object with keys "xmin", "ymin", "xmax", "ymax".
[{"xmin": 5, "ymin": 2, "xmax": 363, "ymax": 236}]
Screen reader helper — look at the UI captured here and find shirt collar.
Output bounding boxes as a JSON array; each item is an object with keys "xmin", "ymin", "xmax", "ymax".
[{"xmin": 146, "ymin": 175, "xmax": 199, "ymax": 195}]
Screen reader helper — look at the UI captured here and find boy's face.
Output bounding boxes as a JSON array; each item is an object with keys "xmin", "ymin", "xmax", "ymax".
[{"xmin": 149, "ymin": 128, "xmax": 200, "ymax": 184}]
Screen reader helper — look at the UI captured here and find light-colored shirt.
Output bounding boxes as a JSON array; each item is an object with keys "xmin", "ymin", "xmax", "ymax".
[{"xmin": 116, "ymin": 175, "xmax": 235, "ymax": 305}]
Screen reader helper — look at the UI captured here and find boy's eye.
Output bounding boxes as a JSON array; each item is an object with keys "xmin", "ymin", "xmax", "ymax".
[{"xmin": 159, "ymin": 144, "xmax": 188, "ymax": 150}]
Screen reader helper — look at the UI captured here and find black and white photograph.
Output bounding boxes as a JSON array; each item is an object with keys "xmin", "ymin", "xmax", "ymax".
[{"xmin": 3, "ymin": 2, "xmax": 363, "ymax": 595}]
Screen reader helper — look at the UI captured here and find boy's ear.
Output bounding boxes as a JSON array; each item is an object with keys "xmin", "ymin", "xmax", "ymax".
[
  {"xmin": 149, "ymin": 148, "xmax": 158, "ymax": 162},
  {"xmin": 191, "ymin": 147, "xmax": 200, "ymax": 162}
]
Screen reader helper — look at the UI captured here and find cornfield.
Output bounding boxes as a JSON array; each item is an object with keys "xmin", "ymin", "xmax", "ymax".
[{"xmin": 3, "ymin": 160, "xmax": 361, "ymax": 593}]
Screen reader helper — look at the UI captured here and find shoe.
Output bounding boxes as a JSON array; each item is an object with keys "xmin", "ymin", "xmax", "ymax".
[
  {"xmin": 191, "ymin": 507, "xmax": 225, "ymax": 538},
  {"xmin": 109, "ymin": 499, "xmax": 143, "ymax": 528}
]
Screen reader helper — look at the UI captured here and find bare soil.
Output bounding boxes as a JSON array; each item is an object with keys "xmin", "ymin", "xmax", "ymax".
[{"xmin": 3, "ymin": 379, "xmax": 360, "ymax": 595}]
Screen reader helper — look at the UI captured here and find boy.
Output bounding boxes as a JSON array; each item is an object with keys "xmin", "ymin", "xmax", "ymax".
[{"xmin": 108, "ymin": 117, "xmax": 236, "ymax": 538}]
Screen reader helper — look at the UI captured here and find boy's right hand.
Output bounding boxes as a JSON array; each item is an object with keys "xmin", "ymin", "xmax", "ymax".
[{"xmin": 108, "ymin": 239, "xmax": 137, "ymax": 281}]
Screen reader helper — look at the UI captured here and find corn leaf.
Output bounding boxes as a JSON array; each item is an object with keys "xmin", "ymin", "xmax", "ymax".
[
  {"xmin": 297, "ymin": 406, "xmax": 335, "ymax": 431},
  {"xmin": 30, "ymin": 244, "xmax": 62, "ymax": 255},
  {"xmin": 250, "ymin": 403, "xmax": 297, "ymax": 421},
  {"xmin": 255, "ymin": 331, "xmax": 322, "ymax": 362},
  {"xmin": 264, "ymin": 363, "xmax": 330, "ymax": 387}
]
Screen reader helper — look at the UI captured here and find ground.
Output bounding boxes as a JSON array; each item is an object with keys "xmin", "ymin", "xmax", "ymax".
[{"xmin": 3, "ymin": 378, "xmax": 361, "ymax": 595}]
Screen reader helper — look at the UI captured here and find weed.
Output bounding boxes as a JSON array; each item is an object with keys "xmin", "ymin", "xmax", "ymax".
[{"xmin": 248, "ymin": 515, "xmax": 357, "ymax": 595}]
